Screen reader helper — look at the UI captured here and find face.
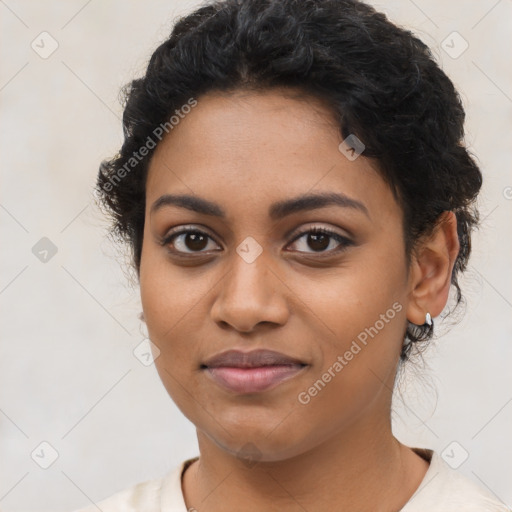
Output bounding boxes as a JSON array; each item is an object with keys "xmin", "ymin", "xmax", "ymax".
[{"xmin": 139, "ymin": 88, "xmax": 411, "ymax": 462}]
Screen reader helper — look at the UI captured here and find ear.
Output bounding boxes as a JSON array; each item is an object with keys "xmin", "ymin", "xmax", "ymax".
[{"xmin": 406, "ymin": 211, "xmax": 460, "ymax": 325}]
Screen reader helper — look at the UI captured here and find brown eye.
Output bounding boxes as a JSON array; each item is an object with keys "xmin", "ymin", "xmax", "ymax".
[
  {"xmin": 305, "ymin": 232, "xmax": 330, "ymax": 251},
  {"xmin": 288, "ymin": 227, "xmax": 352, "ymax": 254},
  {"xmin": 162, "ymin": 228, "xmax": 220, "ymax": 254}
]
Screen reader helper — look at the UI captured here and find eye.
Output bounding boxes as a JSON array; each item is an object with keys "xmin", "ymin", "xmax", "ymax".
[
  {"xmin": 161, "ymin": 226, "xmax": 220, "ymax": 255},
  {"xmin": 161, "ymin": 225, "xmax": 353, "ymax": 257},
  {"xmin": 287, "ymin": 226, "xmax": 353, "ymax": 255}
]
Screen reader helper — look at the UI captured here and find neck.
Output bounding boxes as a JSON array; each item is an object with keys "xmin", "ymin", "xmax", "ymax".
[{"xmin": 182, "ymin": 409, "xmax": 429, "ymax": 511}]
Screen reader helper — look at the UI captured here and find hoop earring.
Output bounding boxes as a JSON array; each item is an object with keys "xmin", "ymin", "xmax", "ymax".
[{"xmin": 425, "ymin": 312, "xmax": 432, "ymax": 326}]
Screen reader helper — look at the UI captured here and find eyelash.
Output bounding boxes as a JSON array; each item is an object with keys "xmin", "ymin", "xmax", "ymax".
[{"xmin": 160, "ymin": 225, "xmax": 353, "ymax": 257}]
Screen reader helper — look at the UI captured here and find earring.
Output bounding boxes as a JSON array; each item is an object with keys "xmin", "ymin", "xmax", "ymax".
[{"xmin": 425, "ymin": 312, "xmax": 432, "ymax": 326}]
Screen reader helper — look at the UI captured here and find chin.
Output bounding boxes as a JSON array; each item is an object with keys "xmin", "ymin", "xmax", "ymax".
[{"xmin": 201, "ymin": 414, "xmax": 311, "ymax": 463}]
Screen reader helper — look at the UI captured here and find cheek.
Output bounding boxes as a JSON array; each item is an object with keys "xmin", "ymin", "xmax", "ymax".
[
  {"xmin": 139, "ymin": 248, "xmax": 227, "ymax": 408},
  {"xmin": 289, "ymin": 255, "xmax": 405, "ymax": 344},
  {"xmin": 139, "ymin": 247, "xmax": 211, "ymax": 338},
  {"xmin": 291, "ymin": 247, "xmax": 408, "ymax": 401},
  {"xmin": 139, "ymin": 261, "xmax": 204, "ymax": 416},
  {"xmin": 287, "ymin": 280, "xmax": 406, "ymax": 451},
  {"xmin": 139, "ymin": 250, "xmax": 196, "ymax": 377}
]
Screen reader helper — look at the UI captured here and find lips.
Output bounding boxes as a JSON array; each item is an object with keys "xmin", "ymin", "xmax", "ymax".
[
  {"xmin": 202, "ymin": 349, "xmax": 306, "ymax": 369},
  {"xmin": 201, "ymin": 349, "xmax": 308, "ymax": 394}
]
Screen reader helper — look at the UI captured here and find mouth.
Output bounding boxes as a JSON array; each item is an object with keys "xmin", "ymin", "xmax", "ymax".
[
  {"xmin": 201, "ymin": 349, "xmax": 308, "ymax": 394},
  {"xmin": 203, "ymin": 364, "xmax": 307, "ymax": 393}
]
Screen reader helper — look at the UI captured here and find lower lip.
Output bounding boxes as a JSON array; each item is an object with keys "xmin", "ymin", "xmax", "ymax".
[{"xmin": 204, "ymin": 364, "xmax": 306, "ymax": 393}]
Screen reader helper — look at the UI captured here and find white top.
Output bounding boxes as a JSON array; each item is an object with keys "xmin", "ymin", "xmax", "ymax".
[{"xmin": 72, "ymin": 448, "xmax": 510, "ymax": 511}]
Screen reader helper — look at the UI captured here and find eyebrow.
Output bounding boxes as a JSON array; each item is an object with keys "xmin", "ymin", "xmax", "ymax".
[{"xmin": 150, "ymin": 191, "xmax": 370, "ymax": 220}]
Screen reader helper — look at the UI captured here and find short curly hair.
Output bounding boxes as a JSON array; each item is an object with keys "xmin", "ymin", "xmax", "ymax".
[{"xmin": 96, "ymin": 0, "xmax": 482, "ymax": 361}]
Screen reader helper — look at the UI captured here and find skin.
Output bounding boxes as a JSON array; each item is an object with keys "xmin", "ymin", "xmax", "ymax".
[{"xmin": 139, "ymin": 87, "xmax": 460, "ymax": 511}]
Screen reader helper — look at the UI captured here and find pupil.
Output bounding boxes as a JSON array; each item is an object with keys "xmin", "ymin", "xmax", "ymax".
[
  {"xmin": 309, "ymin": 233, "xmax": 329, "ymax": 251},
  {"xmin": 187, "ymin": 232, "xmax": 207, "ymax": 251}
]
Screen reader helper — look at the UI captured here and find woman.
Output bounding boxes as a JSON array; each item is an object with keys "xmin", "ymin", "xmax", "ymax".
[{"xmin": 75, "ymin": 0, "xmax": 509, "ymax": 510}]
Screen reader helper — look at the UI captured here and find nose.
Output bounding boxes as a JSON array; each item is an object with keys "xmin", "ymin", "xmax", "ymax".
[{"xmin": 210, "ymin": 250, "xmax": 290, "ymax": 333}]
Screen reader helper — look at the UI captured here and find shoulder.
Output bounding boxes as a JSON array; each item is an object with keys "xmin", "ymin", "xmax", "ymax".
[
  {"xmin": 71, "ymin": 476, "xmax": 163, "ymax": 512},
  {"xmin": 71, "ymin": 457, "xmax": 197, "ymax": 512},
  {"xmin": 402, "ymin": 449, "xmax": 510, "ymax": 512}
]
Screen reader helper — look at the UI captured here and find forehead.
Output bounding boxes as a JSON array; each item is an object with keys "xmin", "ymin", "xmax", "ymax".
[{"xmin": 145, "ymin": 89, "xmax": 398, "ymax": 225}]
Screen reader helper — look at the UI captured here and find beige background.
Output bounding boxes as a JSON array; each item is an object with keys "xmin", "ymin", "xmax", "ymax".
[{"xmin": 1, "ymin": 1, "xmax": 511, "ymax": 510}]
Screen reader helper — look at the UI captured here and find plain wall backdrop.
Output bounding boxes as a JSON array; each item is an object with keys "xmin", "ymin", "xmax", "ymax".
[{"xmin": 1, "ymin": 1, "xmax": 511, "ymax": 510}]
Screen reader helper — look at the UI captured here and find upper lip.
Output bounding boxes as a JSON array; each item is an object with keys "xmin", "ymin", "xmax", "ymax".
[{"xmin": 202, "ymin": 349, "xmax": 306, "ymax": 369}]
